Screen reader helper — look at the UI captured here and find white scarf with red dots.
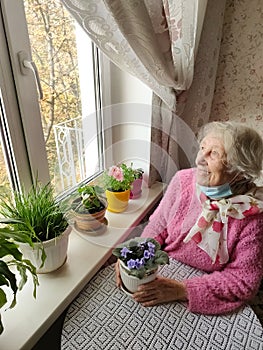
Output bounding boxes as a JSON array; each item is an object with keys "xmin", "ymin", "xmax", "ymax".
[{"xmin": 183, "ymin": 186, "xmax": 263, "ymax": 264}]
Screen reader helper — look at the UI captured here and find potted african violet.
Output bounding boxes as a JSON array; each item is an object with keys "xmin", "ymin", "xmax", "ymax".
[
  {"xmin": 112, "ymin": 237, "xmax": 169, "ymax": 293},
  {"xmin": 0, "ymin": 182, "xmax": 71, "ymax": 274},
  {"xmin": 70, "ymin": 184, "xmax": 107, "ymax": 233}
]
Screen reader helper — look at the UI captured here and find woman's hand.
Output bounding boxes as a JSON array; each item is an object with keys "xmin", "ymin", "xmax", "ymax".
[
  {"xmin": 132, "ymin": 276, "xmax": 188, "ymax": 307},
  {"xmin": 115, "ymin": 260, "xmax": 122, "ymax": 288}
]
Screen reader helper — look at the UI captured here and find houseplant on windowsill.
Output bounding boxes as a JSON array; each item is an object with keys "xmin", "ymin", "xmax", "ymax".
[
  {"xmin": 112, "ymin": 237, "xmax": 169, "ymax": 293},
  {"xmin": 130, "ymin": 167, "xmax": 144, "ymax": 199},
  {"xmin": 0, "ymin": 236, "xmax": 38, "ymax": 334},
  {"xmin": 69, "ymin": 184, "xmax": 107, "ymax": 233},
  {"xmin": 103, "ymin": 163, "xmax": 134, "ymax": 213},
  {"xmin": 0, "ymin": 182, "xmax": 71, "ymax": 274}
]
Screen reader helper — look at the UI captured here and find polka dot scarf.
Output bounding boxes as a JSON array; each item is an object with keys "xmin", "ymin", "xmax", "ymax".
[{"xmin": 183, "ymin": 186, "xmax": 263, "ymax": 264}]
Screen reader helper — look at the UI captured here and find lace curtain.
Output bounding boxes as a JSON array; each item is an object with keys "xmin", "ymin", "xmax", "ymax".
[{"xmin": 60, "ymin": 0, "xmax": 208, "ymax": 183}]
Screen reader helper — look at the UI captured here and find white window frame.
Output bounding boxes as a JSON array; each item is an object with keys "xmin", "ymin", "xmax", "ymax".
[
  {"xmin": 0, "ymin": 0, "xmax": 105, "ymax": 193},
  {"xmin": 1, "ymin": 0, "xmax": 50, "ymax": 187}
]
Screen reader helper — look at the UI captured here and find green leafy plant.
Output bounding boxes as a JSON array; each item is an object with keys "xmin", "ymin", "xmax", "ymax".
[
  {"xmin": 0, "ymin": 237, "xmax": 38, "ymax": 335},
  {"xmin": 132, "ymin": 167, "xmax": 144, "ymax": 180},
  {"xmin": 112, "ymin": 237, "xmax": 169, "ymax": 279},
  {"xmin": 103, "ymin": 163, "xmax": 135, "ymax": 192},
  {"xmin": 71, "ymin": 185, "xmax": 106, "ymax": 214}
]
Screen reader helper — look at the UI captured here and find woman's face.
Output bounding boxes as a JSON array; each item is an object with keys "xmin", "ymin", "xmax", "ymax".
[{"xmin": 195, "ymin": 134, "xmax": 233, "ymax": 187}]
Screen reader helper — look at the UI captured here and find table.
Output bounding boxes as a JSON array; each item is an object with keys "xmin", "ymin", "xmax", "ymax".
[{"xmin": 61, "ymin": 258, "xmax": 263, "ymax": 350}]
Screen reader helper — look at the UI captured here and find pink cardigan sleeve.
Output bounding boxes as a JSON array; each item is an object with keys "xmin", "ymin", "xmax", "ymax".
[
  {"xmin": 141, "ymin": 172, "xmax": 182, "ymax": 245},
  {"xmin": 184, "ymin": 215, "xmax": 263, "ymax": 315}
]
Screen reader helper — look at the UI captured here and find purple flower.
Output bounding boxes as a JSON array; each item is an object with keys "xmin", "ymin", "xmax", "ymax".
[
  {"xmin": 127, "ymin": 259, "xmax": 136, "ymax": 269},
  {"xmin": 143, "ymin": 250, "xmax": 151, "ymax": 259},
  {"xmin": 121, "ymin": 247, "xmax": 132, "ymax": 258},
  {"xmin": 127, "ymin": 258, "xmax": 145, "ymax": 269},
  {"xmin": 147, "ymin": 242, "xmax": 155, "ymax": 251},
  {"xmin": 144, "ymin": 249, "xmax": 155, "ymax": 260},
  {"xmin": 135, "ymin": 258, "xmax": 145, "ymax": 269}
]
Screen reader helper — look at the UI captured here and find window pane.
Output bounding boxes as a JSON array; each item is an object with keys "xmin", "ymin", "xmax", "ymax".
[
  {"xmin": 23, "ymin": 0, "xmax": 102, "ymax": 195},
  {"xmin": 0, "ymin": 140, "xmax": 11, "ymax": 197},
  {"xmin": 0, "ymin": 99, "xmax": 12, "ymax": 197}
]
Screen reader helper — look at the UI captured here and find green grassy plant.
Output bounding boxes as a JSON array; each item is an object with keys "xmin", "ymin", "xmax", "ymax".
[
  {"xmin": 0, "ymin": 182, "xmax": 68, "ymax": 242},
  {"xmin": 0, "ymin": 181, "xmax": 68, "ymax": 334}
]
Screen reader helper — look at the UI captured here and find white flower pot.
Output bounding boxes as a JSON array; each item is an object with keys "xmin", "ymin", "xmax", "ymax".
[
  {"xmin": 119, "ymin": 260, "xmax": 158, "ymax": 293},
  {"xmin": 18, "ymin": 226, "xmax": 71, "ymax": 273}
]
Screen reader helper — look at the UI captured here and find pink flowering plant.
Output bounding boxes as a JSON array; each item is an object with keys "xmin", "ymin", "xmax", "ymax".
[
  {"xmin": 103, "ymin": 163, "xmax": 135, "ymax": 192},
  {"xmin": 112, "ymin": 237, "xmax": 169, "ymax": 279}
]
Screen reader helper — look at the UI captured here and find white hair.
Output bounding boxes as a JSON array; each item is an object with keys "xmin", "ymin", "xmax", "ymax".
[{"xmin": 198, "ymin": 121, "xmax": 263, "ymax": 181}]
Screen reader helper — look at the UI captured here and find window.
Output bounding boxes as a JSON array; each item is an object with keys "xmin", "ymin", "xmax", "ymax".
[
  {"xmin": 0, "ymin": 0, "xmax": 104, "ymax": 196},
  {"xmin": 0, "ymin": 98, "xmax": 12, "ymax": 195}
]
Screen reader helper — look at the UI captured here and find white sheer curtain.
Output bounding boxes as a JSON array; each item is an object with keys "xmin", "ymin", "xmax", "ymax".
[{"xmin": 61, "ymin": 0, "xmax": 208, "ymax": 182}]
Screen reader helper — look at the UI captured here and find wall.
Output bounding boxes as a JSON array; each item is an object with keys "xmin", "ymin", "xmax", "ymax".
[
  {"xmin": 103, "ymin": 60, "xmax": 152, "ymax": 183},
  {"xmin": 210, "ymin": 0, "xmax": 263, "ymax": 136}
]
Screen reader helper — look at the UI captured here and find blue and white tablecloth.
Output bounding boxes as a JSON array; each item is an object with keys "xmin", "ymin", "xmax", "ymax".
[{"xmin": 61, "ymin": 259, "xmax": 263, "ymax": 350}]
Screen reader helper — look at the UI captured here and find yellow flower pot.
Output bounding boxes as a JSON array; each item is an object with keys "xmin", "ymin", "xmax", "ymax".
[{"xmin": 106, "ymin": 189, "xmax": 130, "ymax": 213}]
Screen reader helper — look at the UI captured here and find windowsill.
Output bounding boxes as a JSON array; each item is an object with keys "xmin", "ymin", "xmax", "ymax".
[{"xmin": 0, "ymin": 182, "xmax": 165, "ymax": 350}]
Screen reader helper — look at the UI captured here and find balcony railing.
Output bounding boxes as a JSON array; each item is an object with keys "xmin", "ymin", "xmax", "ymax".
[{"xmin": 53, "ymin": 116, "xmax": 86, "ymax": 191}]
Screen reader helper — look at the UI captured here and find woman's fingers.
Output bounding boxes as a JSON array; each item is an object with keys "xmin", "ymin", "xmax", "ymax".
[
  {"xmin": 132, "ymin": 277, "xmax": 187, "ymax": 306},
  {"xmin": 133, "ymin": 290, "xmax": 157, "ymax": 303}
]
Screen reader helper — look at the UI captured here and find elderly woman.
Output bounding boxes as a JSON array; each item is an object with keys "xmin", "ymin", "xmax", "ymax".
[{"xmin": 116, "ymin": 121, "xmax": 263, "ymax": 315}]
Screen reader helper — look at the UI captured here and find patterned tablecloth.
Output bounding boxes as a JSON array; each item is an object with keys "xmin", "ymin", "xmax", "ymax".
[{"xmin": 61, "ymin": 259, "xmax": 263, "ymax": 350}]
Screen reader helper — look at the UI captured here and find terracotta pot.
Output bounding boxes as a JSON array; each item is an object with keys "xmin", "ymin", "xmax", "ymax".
[
  {"xmin": 74, "ymin": 207, "xmax": 107, "ymax": 233},
  {"xmin": 71, "ymin": 197, "xmax": 108, "ymax": 233},
  {"xmin": 130, "ymin": 178, "xmax": 143, "ymax": 199},
  {"xmin": 105, "ymin": 189, "xmax": 130, "ymax": 213},
  {"xmin": 18, "ymin": 226, "xmax": 71, "ymax": 274},
  {"xmin": 119, "ymin": 260, "xmax": 158, "ymax": 293}
]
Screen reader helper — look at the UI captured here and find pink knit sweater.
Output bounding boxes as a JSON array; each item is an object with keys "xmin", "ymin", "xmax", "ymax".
[{"xmin": 141, "ymin": 168, "xmax": 263, "ymax": 315}]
